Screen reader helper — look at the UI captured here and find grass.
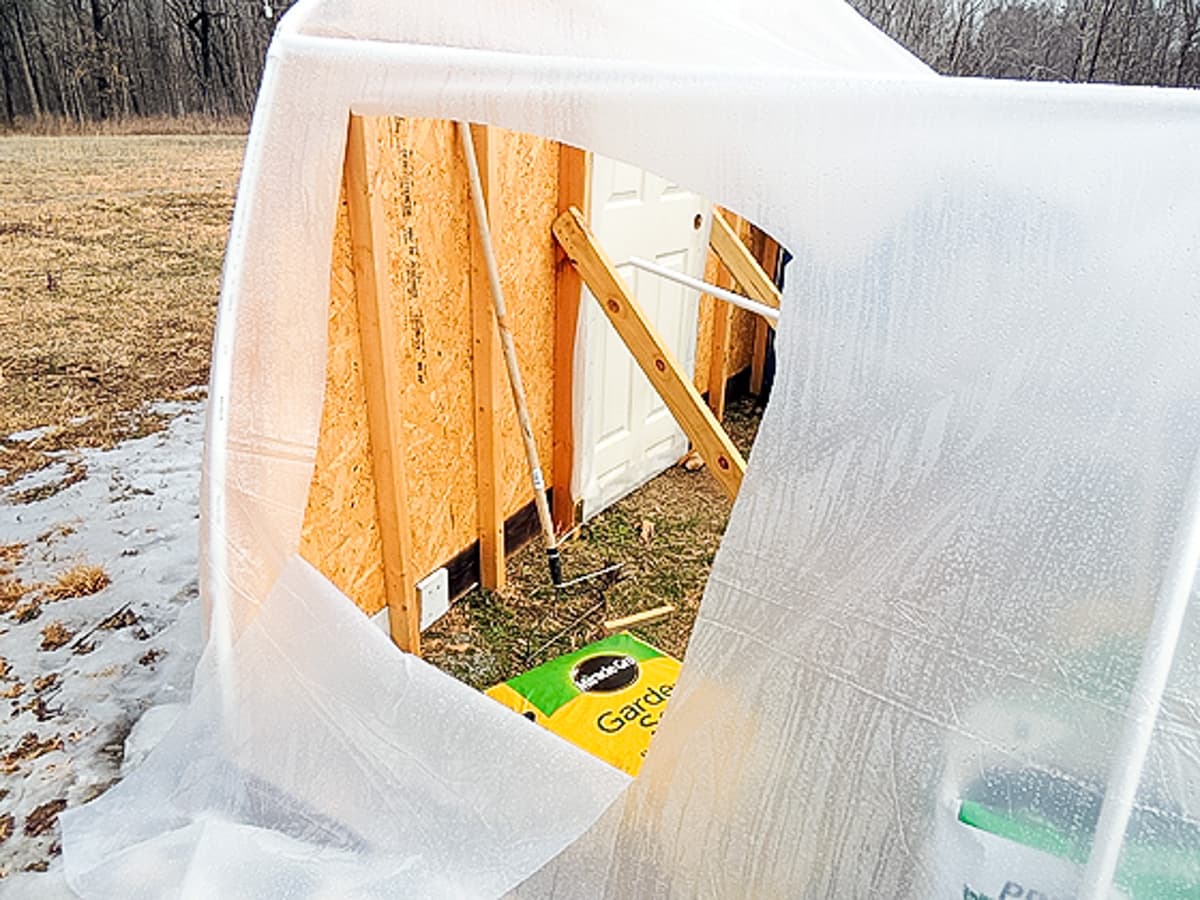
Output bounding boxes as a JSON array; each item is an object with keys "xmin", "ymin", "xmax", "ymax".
[
  {"xmin": 0, "ymin": 115, "xmax": 249, "ymax": 138},
  {"xmin": 424, "ymin": 396, "xmax": 763, "ymax": 691},
  {"xmin": 0, "ymin": 133, "xmax": 245, "ymax": 486},
  {"xmin": 40, "ymin": 565, "xmax": 110, "ymax": 602}
]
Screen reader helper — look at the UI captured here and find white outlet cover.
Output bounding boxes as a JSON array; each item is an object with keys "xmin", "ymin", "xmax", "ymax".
[
  {"xmin": 416, "ymin": 566, "xmax": 450, "ymax": 630},
  {"xmin": 370, "ymin": 566, "xmax": 452, "ymax": 637}
]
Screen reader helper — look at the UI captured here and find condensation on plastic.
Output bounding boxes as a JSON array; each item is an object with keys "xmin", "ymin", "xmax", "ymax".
[
  {"xmin": 54, "ymin": 0, "xmax": 1200, "ymax": 895},
  {"xmin": 60, "ymin": 557, "xmax": 629, "ymax": 897}
]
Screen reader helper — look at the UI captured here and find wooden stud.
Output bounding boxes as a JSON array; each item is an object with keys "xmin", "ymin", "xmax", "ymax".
[
  {"xmin": 750, "ymin": 238, "xmax": 781, "ymax": 396},
  {"xmin": 553, "ymin": 207, "xmax": 745, "ymax": 499},
  {"xmin": 706, "ymin": 255, "xmax": 735, "ymax": 421},
  {"xmin": 344, "ymin": 115, "xmax": 420, "ymax": 653},
  {"xmin": 467, "ymin": 123, "xmax": 507, "ymax": 591},
  {"xmin": 551, "ymin": 145, "xmax": 590, "ymax": 535}
]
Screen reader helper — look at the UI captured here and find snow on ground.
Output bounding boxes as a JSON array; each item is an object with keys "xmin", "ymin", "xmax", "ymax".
[{"xmin": 0, "ymin": 398, "xmax": 206, "ymax": 880}]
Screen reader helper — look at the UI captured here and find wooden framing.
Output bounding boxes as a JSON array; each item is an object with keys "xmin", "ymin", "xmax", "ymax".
[
  {"xmin": 709, "ymin": 213, "xmax": 783, "ymax": 310},
  {"xmin": 749, "ymin": 237, "xmax": 781, "ymax": 395},
  {"xmin": 709, "ymin": 214, "xmax": 783, "ymax": 399},
  {"xmin": 467, "ymin": 123, "xmax": 506, "ymax": 591},
  {"xmin": 344, "ymin": 115, "xmax": 420, "ymax": 653},
  {"xmin": 553, "ymin": 207, "xmax": 746, "ymax": 499},
  {"xmin": 705, "ymin": 250, "xmax": 736, "ymax": 421},
  {"xmin": 551, "ymin": 145, "xmax": 590, "ymax": 534},
  {"xmin": 305, "ymin": 123, "xmax": 785, "ymax": 635}
]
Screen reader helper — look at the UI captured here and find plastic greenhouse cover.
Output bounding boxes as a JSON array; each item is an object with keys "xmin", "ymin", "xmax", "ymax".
[{"xmin": 43, "ymin": 0, "xmax": 1200, "ymax": 896}]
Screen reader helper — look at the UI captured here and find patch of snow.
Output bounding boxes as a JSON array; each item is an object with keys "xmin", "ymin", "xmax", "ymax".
[
  {"xmin": 0, "ymin": 400, "xmax": 206, "ymax": 881},
  {"xmin": 4, "ymin": 426, "xmax": 54, "ymax": 445}
]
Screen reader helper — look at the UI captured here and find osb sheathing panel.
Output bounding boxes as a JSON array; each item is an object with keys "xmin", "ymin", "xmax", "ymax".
[
  {"xmin": 490, "ymin": 128, "xmax": 559, "ymax": 519},
  {"xmin": 299, "ymin": 187, "xmax": 388, "ymax": 614},
  {"xmin": 383, "ymin": 118, "xmax": 479, "ymax": 582},
  {"xmin": 301, "ymin": 119, "xmax": 561, "ymax": 613}
]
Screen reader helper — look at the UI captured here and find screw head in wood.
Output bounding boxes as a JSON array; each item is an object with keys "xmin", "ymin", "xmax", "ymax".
[
  {"xmin": 654, "ymin": 359, "xmax": 666, "ymax": 372},
  {"xmin": 607, "ymin": 298, "xmax": 620, "ymax": 313},
  {"xmin": 718, "ymin": 456, "xmax": 730, "ymax": 470}
]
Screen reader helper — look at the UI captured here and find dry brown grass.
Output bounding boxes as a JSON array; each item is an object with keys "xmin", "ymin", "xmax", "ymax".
[
  {"xmin": 38, "ymin": 622, "xmax": 73, "ymax": 652},
  {"xmin": 41, "ymin": 565, "xmax": 109, "ymax": 602},
  {"xmin": 1, "ymin": 734, "xmax": 63, "ymax": 776},
  {"xmin": 0, "ymin": 114, "xmax": 249, "ymax": 138},
  {"xmin": 0, "ymin": 544, "xmax": 22, "ymax": 572},
  {"xmin": 0, "ymin": 133, "xmax": 244, "ymax": 482},
  {"xmin": 0, "ymin": 578, "xmax": 33, "ymax": 614}
]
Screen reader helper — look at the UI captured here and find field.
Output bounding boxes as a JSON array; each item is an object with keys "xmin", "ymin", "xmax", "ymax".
[
  {"xmin": 0, "ymin": 135, "xmax": 245, "ymax": 487},
  {"xmin": 0, "ymin": 134, "xmax": 243, "ymax": 879}
]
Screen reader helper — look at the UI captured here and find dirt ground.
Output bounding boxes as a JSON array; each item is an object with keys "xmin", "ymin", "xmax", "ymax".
[{"xmin": 0, "ymin": 134, "xmax": 244, "ymax": 489}]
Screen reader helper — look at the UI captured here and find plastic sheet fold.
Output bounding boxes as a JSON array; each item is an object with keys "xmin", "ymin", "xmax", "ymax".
[{"xmin": 61, "ymin": 557, "xmax": 628, "ymax": 897}]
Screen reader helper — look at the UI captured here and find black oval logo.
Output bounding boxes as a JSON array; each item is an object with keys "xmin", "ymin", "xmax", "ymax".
[{"xmin": 572, "ymin": 653, "xmax": 639, "ymax": 693}]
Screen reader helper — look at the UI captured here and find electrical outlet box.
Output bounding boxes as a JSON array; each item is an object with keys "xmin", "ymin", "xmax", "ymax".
[
  {"xmin": 416, "ymin": 566, "xmax": 450, "ymax": 631},
  {"xmin": 369, "ymin": 566, "xmax": 451, "ymax": 637}
]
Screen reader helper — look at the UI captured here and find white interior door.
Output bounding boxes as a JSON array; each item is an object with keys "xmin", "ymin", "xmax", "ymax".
[{"xmin": 573, "ymin": 155, "xmax": 711, "ymax": 519}]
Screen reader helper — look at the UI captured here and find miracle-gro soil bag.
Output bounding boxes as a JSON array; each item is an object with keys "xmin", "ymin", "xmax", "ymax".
[{"xmin": 486, "ymin": 632, "xmax": 680, "ymax": 775}]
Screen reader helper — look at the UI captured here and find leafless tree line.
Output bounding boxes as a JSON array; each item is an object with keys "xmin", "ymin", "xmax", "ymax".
[
  {"xmin": 2, "ymin": 0, "xmax": 1196, "ymax": 126},
  {"xmin": 0, "ymin": 0, "xmax": 293, "ymax": 124},
  {"xmin": 852, "ymin": 0, "xmax": 1200, "ymax": 86}
]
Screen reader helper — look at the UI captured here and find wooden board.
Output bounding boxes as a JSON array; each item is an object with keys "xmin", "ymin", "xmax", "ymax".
[
  {"xmin": 345, "ymin": 114, "xmax": 420, "ymax": 652},
  {"xmin": 695, "ymin": 212, "xmax": 773, "ymax": 401},
  {"xmin": 551, "ymin": 145, "xmax": 590, "ymax": 533},
  {"xmin": 467, "ymin": 123, "xmax": 506, "ymax": 591},
  {"xmin": 709, "ymin": 213, "xmax": 782, "ymax": 309}
]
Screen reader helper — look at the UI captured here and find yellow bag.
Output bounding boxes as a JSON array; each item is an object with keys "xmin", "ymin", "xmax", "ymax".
[{"xmin": 487, "ymin": 632, "xmax": 680, "ymax": 775}]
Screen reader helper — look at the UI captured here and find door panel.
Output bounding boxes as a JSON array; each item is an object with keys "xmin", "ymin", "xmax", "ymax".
[{"xmin": 573, "ymin": 155, "xmax": 711, "ymax": 519}]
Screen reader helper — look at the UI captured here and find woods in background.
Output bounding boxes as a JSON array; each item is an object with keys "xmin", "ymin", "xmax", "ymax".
[
  {"xmin": 1, "ymin": 0, "xmax": 1198, "ymax": 126},
  {"xmin": 852, "ymin": 0, "xmax": 1200, "ymax": 85},
  {"xmin": 0, "ymin": 0, "xmax": 294, "ymax": 124}
]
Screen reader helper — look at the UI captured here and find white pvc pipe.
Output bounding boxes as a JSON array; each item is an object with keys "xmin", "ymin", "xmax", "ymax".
[
  {"xmin": 626, "ymin": 256, "xmax": 780, "ymax": 325},
  {"xmin": 1077, "ymin": 448, "xmax": 1200, "ymax": 898}
]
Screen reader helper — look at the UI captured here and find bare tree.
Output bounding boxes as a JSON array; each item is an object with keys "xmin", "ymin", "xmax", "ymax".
[{"xmin": 849, "ymin": 0, "xmax": 1200, "ymax": 88}]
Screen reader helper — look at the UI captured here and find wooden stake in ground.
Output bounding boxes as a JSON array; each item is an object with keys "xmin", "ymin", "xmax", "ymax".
[{"xmin": 603, "ymin": 604, "xmax": 676, "ymax": 634}]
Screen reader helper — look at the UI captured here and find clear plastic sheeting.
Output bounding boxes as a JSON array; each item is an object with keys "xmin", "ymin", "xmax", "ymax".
[
  {"xmin": 50, "ymin": 0, "xmax": 1200, "ymax": 895},
  {"xmin": 517, "ymin": 92, "xmax": 1200, "ymax": 894},
  {"xmin": 60, "ymin": 557, "xmax": 629, "ymax": 897}
]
